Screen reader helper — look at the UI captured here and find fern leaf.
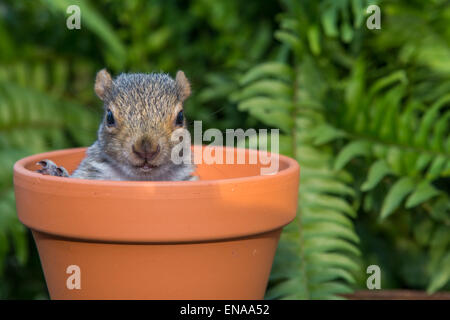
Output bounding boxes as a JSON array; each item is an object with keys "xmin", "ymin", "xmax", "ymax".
[
  {"xmin": 361, "ymin": 159, "xmax": 392, "ymax": 191},
  {"xmin": 239, "ymin": 62, "xmax": 293, "ymax": 85},
  {"xmin": 380, "ymin": 177, "xmax": 415, "ymax": 220},
  {"xmin": 334, "ymin": 140, "xmax": 372, "ymax": 171},
  {"xmin": 405, "ymin": 182, "xmax": 441, "ymax": 208},
  {"xmin": 427, "ymin": 253, "xmax": 450, "ymax": 294}
]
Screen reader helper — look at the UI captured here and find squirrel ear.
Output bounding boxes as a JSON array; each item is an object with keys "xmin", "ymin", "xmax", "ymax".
[
  {"xmin": 175, "ymin": 71, "xmax": 191, "ymax": 102},
  {"xmin": 95, "ymin": 69, "xmax": 112, "ymax": 101}
]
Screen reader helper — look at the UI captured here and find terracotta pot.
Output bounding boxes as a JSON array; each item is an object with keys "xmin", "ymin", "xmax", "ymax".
[{"xmin": 13, "ymin": 146, "xmax": 299, "ymax": 300}]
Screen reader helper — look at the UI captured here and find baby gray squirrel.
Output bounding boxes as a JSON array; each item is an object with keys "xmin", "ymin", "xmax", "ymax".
[{"xmin": 37, "ymin": 69, "xmax": 196, "ymax": 181}]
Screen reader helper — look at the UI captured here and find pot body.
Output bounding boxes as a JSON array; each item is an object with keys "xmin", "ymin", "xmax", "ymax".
[
  {"xmin": 33, "ymin": 230, "xmax": 281, "ymax": 299},
  {"xmin": 14, "ymin": 147, "xmax": 299, "ymax": 300}
]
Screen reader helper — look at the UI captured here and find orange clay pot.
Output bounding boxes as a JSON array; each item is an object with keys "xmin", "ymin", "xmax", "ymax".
[{"xmin": 13, "ymin": 146, "xmax": 299, "ymax": 300}]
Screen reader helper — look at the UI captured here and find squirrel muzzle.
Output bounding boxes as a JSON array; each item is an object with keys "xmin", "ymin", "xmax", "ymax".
[{"xmin": 132, "ymin": 138, "xmax": 161, "ymax": 163}]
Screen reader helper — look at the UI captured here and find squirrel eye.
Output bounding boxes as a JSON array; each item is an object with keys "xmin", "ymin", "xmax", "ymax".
[
  {"xmin": 175, "ymin": 110, "xmax": 184, "ymax": 126},
  {"xmin": 106, "ymin": 109, "xmax": 115, "ymax": 126}
]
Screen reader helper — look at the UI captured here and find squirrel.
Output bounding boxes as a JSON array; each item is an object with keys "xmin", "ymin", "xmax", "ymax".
[{"xmin": 37, "ymin": 69, "xmax": 196, "ymax": 181}]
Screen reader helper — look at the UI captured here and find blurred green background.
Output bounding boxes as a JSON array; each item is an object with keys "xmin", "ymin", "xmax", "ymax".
[{"xmin": 0, "ymin": 0, "xmax": 449, "ymax": 299}]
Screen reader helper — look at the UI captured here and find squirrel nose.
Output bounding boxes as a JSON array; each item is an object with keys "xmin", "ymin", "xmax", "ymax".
[{"xmin": 133, "ymin": 141, "xmax": 160, "ymax": 161}]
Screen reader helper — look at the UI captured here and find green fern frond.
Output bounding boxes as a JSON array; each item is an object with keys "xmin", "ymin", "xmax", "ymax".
[
  {"xmin": 0, "ymin": 61, "xmax": 98, "ymax": 273},
  {"xmin": 235, "ymin": 4, "xmax": 362, "ymax": 299},
  {"xmin": 327, "ymin": 55, "xmax": 450, "ymax": 293},
  {"xmin": 334, "ymin": 68, "xmax": 450, "ymax": 218},
  {"xmin": 235, "ymin": 0, "xmax": 450, "ymax": 296}
]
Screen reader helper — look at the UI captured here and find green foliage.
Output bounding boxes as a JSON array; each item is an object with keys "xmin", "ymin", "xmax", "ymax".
[
  {"xmin": 0, "ymin": 0, "xmax": 449, "ymax": 299},
  {"xmin": 0, "ymin": 61, "xmax": 99, "ymax": 297},
  {"xmin": 235, "ymin": 0, "xmax": 450, "ymax": 298}
]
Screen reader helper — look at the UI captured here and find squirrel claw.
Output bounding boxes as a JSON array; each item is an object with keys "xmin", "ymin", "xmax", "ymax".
[{"xmin": 36, "ymin": 159, "xmax": 69, "ymax": 177}]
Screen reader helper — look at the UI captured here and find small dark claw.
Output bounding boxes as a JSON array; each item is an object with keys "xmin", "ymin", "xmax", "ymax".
[
  {"xmin": 56, "ymin": 166, "xmax": 70, "ymax": 177},
  {"xmin": 189, "ymin": 175, "xmax": 199, "ymax": 181},
  {"xmin": 36, "ymin": 160, "xmax": 49, "ymax": 169},
  {"xmin": 36, "ymin": 159, "xmax": 69, "ymax": 177},
  {"xmin": 36, "ymin": 159, "xmax": 54, "ymax": 174}
]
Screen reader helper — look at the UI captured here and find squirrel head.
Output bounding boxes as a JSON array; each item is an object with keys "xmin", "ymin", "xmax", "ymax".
[{"xmin": 94, "ymin": 69, "xmax": 191, "ymax": 176}]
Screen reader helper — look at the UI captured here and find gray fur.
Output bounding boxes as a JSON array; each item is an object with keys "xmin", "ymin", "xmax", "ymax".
[
  {"xmin": 69, "ymin": 142, "xmax": 195, "ymax": 181},
  {"xmin": 37, "ymin": 70, "xmax": 196, "ymax": 181}
]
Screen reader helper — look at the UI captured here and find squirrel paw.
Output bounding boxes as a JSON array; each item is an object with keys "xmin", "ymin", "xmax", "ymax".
[{"xmin": 36, "ymin": 160, "xmax": 69, "ymax": 177}]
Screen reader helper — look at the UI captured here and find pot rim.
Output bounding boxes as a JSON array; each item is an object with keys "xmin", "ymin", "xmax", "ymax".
[{"xmin": 13, "ymin": 146, "xmax": 300, "ymax": 243}]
